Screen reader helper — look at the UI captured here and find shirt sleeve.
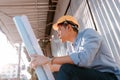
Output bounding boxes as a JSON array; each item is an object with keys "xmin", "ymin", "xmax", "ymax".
[{"xmin": 69, "ymin": 29, "xmax": 102, "ymax": 67}]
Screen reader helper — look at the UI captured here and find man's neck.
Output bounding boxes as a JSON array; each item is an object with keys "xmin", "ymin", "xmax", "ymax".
[{"xmin": 69, "ymin": 31, "xmax": 78, "ymax": 43}]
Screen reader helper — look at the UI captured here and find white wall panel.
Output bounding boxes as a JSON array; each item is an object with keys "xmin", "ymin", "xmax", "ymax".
[{"xmin": 89, "ymin": 0, "xmax": 120, "ymax": 64}]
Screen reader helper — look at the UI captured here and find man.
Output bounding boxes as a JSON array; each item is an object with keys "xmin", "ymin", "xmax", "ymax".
[{"xmin": 30, "ymin": 15, "xmax": 120, "ymax": 80}]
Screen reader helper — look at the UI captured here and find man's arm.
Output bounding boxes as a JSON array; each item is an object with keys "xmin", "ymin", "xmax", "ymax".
[
  {"xmin": 30, "ymin": 54, "xmax": 73, "ymax": 70},
  {"xmin": 51, "ymin": 55, "xmax": 74, "ymax": 65}
]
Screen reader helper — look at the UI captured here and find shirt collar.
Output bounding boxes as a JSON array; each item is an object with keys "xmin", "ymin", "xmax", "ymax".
[{"xmin": 73, "ymin": 30, "xmax": 83, "ymax": 47}]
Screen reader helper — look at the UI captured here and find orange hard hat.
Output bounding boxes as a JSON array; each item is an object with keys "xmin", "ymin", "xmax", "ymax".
[{"xmin": 53, "ymin": 15, "xmax": 79, "ymax": 31}]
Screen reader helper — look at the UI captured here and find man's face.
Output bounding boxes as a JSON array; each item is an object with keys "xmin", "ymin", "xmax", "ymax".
[{"xmin": 57, "ymin": 25, "xmax": 69, "ymax": 43}]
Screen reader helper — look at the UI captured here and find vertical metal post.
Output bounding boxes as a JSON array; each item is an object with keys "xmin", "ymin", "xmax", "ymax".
[{"xmin": 17, "ymin": 43, "xmax": 22, "ymax": 80}]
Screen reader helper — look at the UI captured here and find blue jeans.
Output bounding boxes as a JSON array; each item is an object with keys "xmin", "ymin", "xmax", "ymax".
[{"xmin": 56, "ymin": 64, "xmax": 117, "ymax": 80}]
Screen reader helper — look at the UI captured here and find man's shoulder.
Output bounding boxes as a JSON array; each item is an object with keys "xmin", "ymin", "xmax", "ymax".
[
  {"xmin": 78, "ymin": 28, "xmax": 102, "ymax": 41},
  {"xmin": 80, "ymin": 28, "xmax": 98, "ymax": 35},
  {"xmin": 83, "ymin": 28, "xmax": 96, "ymax": 32}
]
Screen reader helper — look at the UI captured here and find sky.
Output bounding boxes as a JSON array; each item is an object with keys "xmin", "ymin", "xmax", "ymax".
[
  {"xmin": 0, "ymin": 31, "xmax": 18, "ymax": 66},
  {"xmin": 0, "ymin": 31, "xmax": 31, "ymax": 79}
]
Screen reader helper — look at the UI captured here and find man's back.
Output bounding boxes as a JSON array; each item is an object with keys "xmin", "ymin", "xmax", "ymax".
[{"xmin": 69, "ymin": 28, "xmax": 120, "ymax": 79}]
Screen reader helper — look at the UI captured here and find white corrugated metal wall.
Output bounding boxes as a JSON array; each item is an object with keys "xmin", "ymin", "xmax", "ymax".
[
  {"xmin": 88, "ymin": 0, "xmax": 120, "ymax": 65},
  {"xmin": 51, "ymin": 0, "xmax": 120, "ymax": 63}
]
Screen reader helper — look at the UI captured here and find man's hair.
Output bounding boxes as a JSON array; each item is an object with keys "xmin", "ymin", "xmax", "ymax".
[{"xmin": 58, "ymin": 20, "xmax": 79, "ymax": 33}]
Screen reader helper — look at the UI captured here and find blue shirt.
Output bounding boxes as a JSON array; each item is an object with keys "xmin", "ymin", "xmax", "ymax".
[{"xmin": 69, "ymin": 28, "xmax": 120, "ymax": 80}]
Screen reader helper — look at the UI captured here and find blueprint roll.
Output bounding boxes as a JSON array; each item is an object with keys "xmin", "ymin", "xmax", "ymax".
[{"xmin": 13, "ymin": 15, "xmax": 55, "ymax": 80}]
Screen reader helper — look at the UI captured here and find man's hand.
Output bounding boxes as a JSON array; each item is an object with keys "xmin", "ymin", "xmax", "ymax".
[
  {"xmin": 30, "ymin": 54, "xmax": 49, "ymax": 69},
  {"xmin": 48, "ymin": 63, "xmax": 61, "ymax": 72}
]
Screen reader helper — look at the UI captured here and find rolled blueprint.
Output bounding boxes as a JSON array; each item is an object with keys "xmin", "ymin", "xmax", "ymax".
[{"xmin": 13, "ymin": 15, "xmax": 55, "ymax": 80}]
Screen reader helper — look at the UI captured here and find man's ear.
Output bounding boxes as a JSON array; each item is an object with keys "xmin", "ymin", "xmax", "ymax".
[{"xmin": 67, "ymin": 24, "xmax": 73, "ymax": 31}]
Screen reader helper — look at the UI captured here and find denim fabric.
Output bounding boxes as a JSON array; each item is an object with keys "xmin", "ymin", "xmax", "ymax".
[{"xmin": 57, "ymin": 64, "xmax": 118, "ymax": 80}]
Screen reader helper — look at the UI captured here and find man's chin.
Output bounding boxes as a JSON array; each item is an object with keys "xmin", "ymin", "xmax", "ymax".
[
  {"xmin": 59, "ymin": 38, "xmax": 66, "ymax": 43},
  {"xmin": 60, "ymin": 39, "xmax": 63, "ymax": 43},
  {"xmin": 61, "ymin": 39, "xmax": 66, "ymax": 43}
]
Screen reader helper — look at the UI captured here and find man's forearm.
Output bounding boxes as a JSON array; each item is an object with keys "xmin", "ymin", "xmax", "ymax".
[{"xmin": 52, "ymin": 55, "xmax": 74, "ymax": 65}]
